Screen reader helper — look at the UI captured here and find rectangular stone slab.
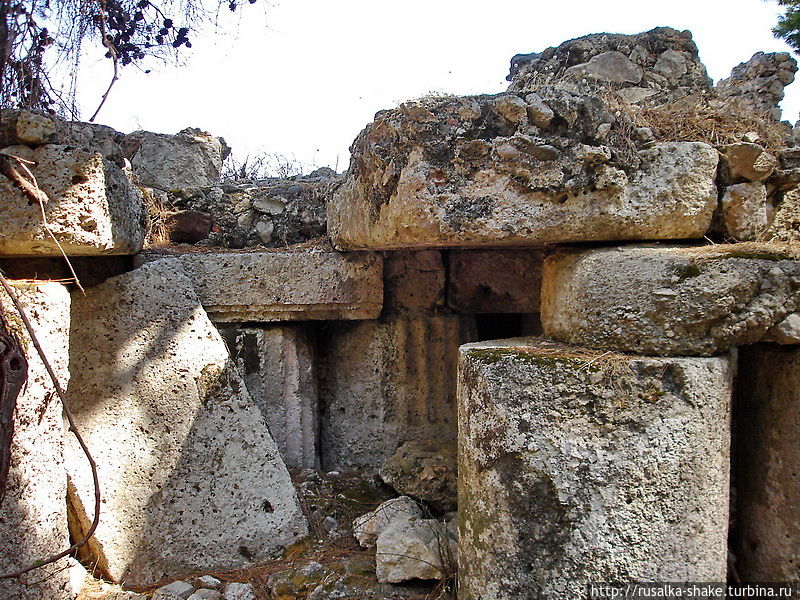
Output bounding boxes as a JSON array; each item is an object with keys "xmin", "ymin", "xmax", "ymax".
[
  {"xmin": 328, "ymin": 91, "xmax": 718, "ymax": 250},
  {"xmin": 137, "ymin": 242, "xmax": 383, "ymax": 322},
  {"xmin": 0, "ymin": 144, "xmax": 145, "ymax": 256},
  {"xmin": 458, "ymin": 338, "xmax": 732, "ymax": 600}
]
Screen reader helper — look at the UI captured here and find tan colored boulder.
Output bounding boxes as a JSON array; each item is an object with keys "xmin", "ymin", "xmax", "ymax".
[
  {"xmin": 353, "ymin": 496, "xmax": 424, "ymax": 548},
  {"xmin": 720, "ymin": 143, "xmax": 777, "ymax": 183},
  {"xmin": 0, "ymin": 144, "xmax": 145, "ymax": 256},
  {"xmin": 0, "ymin": 282, "xmax": 72, "ymax": 600},
  {"xmin": 764, "ymin": 313, "xmax": 800, "ymax": 344},
  {"xmin": 122, "ymin": 128, "xmax": 229, "ymax": 191},
  {"xmin": 0, "ymin": 109, "xmax": 56, "ymax": 145},
  {"xmin": 64, "ymin": 259, "xmax": 308, "ymax": 585},
  {"xmin": 541, "ymin": 244, "xmax": 800, "ymax": 356},
  {"xmin": 376, "ymin": 518, "xmax": 455, "ymax": 583},
  {"xmin": 379, "ymin": 440, "xmax": 457, "ymax": 511},
  {"xmin": 458, "ymin": 338, "xmax": 732, "ymax": 599},
  {"xmin": 765, "ymin": 187, "xmax": 800, "ymax": 243}
]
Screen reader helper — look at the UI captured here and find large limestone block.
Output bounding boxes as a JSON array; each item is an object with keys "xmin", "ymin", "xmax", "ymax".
[
  {"xmin": 64, "ymin": 259, "xmax": 308, "ymax": 586},
  {"xmin": 541, "ymin": 244, "xmax": 800, "ymax": 356},
  {"xmin": 734, "ymin": 344, "xmax": 800, "ymax": 581},
  {"xmin": 447, "ymin": 249, "xmax": 544, "ymax": 313},
  {"xmin": 458, "ymin": 339, "xmax": 732, "ymax": 600},
  {"xmin": 0, "ymin": 282, "xmax": 72, "ymax": 600},
  {"xmin": 329, "ymin": 89, "xmax": 718, "ymax": 250},
  {"xmin": 0, "ymin": 144, "xmax": 145, "ymax": 256},
  {"xmin": 320, "ymin": 315, "xmax": 475, "ymax": 470},
  {"xmin": 122, "ymin": 128, "xmax": 229, "ymax": 191},
  {"xmin": 221, "ymin": 325, "xmax": 319, "ymax": 470},
  {"xmin": 137, "ymin": 242, "xmax": 382, "ymax": 322}
]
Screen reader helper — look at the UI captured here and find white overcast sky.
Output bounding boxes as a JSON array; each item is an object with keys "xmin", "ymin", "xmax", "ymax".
[{"xmin": 74, "ymin": 0, "xmax": 800, "ymax": 173}]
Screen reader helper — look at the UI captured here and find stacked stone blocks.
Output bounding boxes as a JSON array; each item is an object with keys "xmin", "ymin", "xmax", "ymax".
[{"xmin": 0, "ymin": 25, "xmax": 798, "ymax": 600}]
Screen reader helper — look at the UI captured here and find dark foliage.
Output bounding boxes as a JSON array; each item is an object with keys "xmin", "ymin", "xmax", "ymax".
[
  {"xmin": 0, "ymin": 0, "xmax": 257, "ymax": 116},
  {"xmin": 774, "ymin": 0, "xmax": 800, "ymax": 52}
]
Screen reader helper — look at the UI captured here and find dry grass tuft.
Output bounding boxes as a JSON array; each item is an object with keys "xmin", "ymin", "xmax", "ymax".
[
  {"xmin": 609, "ymin": 93, "xmax": 791, "ymax": 153},
  {"xmin": 141, "ymin": 187, "xmax": 170, "ymax": 248}
]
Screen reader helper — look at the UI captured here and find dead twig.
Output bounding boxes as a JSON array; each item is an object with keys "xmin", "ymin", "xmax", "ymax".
[{"xmin": 0, "ymin": 272, "xmax": 101, "ymax": 580}]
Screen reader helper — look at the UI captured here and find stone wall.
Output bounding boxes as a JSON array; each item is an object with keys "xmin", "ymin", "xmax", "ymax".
[{"xmin": 0, "ymin": 24, "xmax": 798, "ymax": 599}]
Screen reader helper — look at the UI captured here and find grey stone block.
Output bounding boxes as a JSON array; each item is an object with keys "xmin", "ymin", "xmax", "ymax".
[{"xmin": 458, "ymin": 338, "xmax": 732, "ymax": 599}]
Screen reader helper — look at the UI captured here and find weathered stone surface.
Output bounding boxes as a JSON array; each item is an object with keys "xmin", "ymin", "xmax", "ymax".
[
  {"xmin": 379, "ymin": 440, "xmax": 457, "ymax": 511},
  {"xmin": 735, "ymin": 344, "xmax": 800, "ymax": 581},
  {"xmin": 764, "ymin": 312, "xmax": 800, "ymax": 344},
  {"xmin": 458, "ymin": 339, "xmax": 732, "ymax": 599},
  {"xmin": 0, "ymin": 282, "xmax": 72, "ymax": 600},
  {"xmin": 507, "ymin": 27, "xmax": 711, "ymax": 104},
  {"xmin": 0, "ymin": 109, "xmax": 56, "ymax": 145},
  {"xmin": 220, "ymin": 324, "xmax": 319, "ymax": 470},
  {"xmin": 0, "ymin": 144, "xmax": 145, "ymax": 256},
  {"xmin": 153, "ymin": 581, "xmax": 195, "ymax": 599},
  {"xmin": 122, "ymin": 128, "xmax": 229, "ymax": 191},
  {"xmin": 64, "ymin": 259, "xmax": 307, "ymax": 585},
  {"xmin": 717, "ymin": 52, "xmax": 798, "ymax": 121},
  {"xmin": 329, "ymin": 88, "xmax": 718, "ymax": 249},
  {"xmin": 720, "ymin": 143, "xmax": 777, "ymax": 183},
  {"xmin": 376, "ymin": 518, "xmax": 455, "ymax": 583},
  {"xmin": 353, "ymin": 496, "xmax": 425, "ymax": 548},
  {"xmin": 222, "ymin": 582, "xmax": 256, "ymax": 600},
  {"xmin": 161, "ymin": 172, "xmax": 336, "ymax": 249},
  {"xmin": 721, "ymin": 183, "xmax": 770, "ymax": 241},
  {"xmin": 187, "ymin": 590, "xmax": 223, "ymax": 600},
  {"xmin": 137, "ymin": 241, "xmax": 382, "ymax": 322},
  {"xmin": 765, "ymin": 187, "xmax": 800, "ymax": 242},
  {"xmin": 53, "ymin": 120, "xmax": 126, "ymax": 167},
  {"xmin": 541, "ymin": 244, "xmax": 800, "ymax": 356},
  {"xmin": 320, "ymin": 315, "xmax": 475, "ymax": 470},
  {"xmin": 384, "ymin": 250, "xmax": 445, "ymax": 314},
  {"xmin": 447, "ymin": 249, "xmax": 544, "ymax": 313}
]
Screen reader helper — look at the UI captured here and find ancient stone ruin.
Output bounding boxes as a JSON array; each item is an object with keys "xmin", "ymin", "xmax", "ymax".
[{"xmin": 0, "ymin": 26, "xmax": 798, "ymax": 600}]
